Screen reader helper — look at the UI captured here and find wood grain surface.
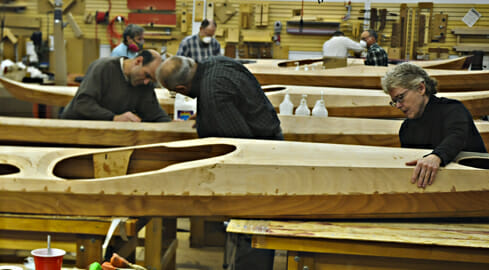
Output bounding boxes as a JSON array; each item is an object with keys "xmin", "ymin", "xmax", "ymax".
[{"xmin": 0, "ymin": 138, "xmax": 488, "ymax": 218}]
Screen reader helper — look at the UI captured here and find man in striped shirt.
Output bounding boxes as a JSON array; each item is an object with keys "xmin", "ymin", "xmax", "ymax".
[
  {"xmin": 176, "ymin": 19, "xmax": 221, "ymax": 62},
  {"xmin": 361, "ymin": 29, "xmax": 388, "ymax": 66},
  {"xmin": 156, "ymin": 55, "xmax": 283, "ymax": 140}
]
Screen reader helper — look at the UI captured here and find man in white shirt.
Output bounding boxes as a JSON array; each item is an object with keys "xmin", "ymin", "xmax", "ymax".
[{"xmin": 322, "ymin": 30, "xmax": 364, "ymax": 57}]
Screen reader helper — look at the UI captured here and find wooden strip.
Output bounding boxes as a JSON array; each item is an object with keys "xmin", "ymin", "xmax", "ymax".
[
  {"xmin": 251, "ymin": 235, "xmax": 489, "ymax": 264},
  {"xmin": 452, "ymin": 27, "xmax": 489, "ymax": 35},
  {"xmin": 4, "ymin": 14, "xmax": 41, "ymax": 29},
  {"xmin": 0, "ymin": 215, "xmax": 137, "ymax": 236},
  {"xmin": 93, "ymin": 150, "xmax": 134, "ymax": 178},
  {"xmin": 0, "ymin": 238, "xmax": 76, "ymax": 252},
  {"xmin": 1, "ymin": 191, "xmax": 489, "ymax": 219}
]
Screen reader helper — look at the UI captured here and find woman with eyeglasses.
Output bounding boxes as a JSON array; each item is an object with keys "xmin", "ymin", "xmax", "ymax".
[{"xmin": 381, "ymin": 63, "xmax": 486, "ymax": 189}]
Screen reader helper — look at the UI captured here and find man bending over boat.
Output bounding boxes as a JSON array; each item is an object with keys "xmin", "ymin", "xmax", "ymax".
[
  {"xmin": 61, "ymin": 49, "xmax": 171, "ymax": 122},
  {"xmin": 157, "ymin": 54, "xmax": 281, "ymax": 270},
  {"xmin": 382, "ymin": 63, "xmax": 486, "ymax": 188},
  {"xmin": 156, "ymin": 55, "xmax": 283, "ymax": 139}
]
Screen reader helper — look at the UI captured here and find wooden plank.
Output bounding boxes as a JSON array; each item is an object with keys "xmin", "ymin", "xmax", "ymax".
[
  {"xmin": 0, "ymin": 215, "xmax": 137, "ymax": 236},
  {"xmin": 145, "ymin": 218, "xmax": 176, "ymax": 270},
  {"xmin": 93, "ymin": 150, "xmax": 133, "ymax": 178},
  {"xmin": 145, "ymin": 218, "xmax": 163, "ymax": 270},
  {"xmin": 291, "ymin": 252, "xmax": 489, "ymax": 270},
  {"xmin": 4, "ymin": 14, "xmax": 41, "ymax": 29},
  {"xmin": 242, "ymin": 30, "xmax": 272, "ymax": 42},
  {"xmin": 454, "ymin": 44, "xmax": 489, "ymax": 52},
  {"xmin": 0, "ymin": 238, "xmax": 76, "ymax": 252},
  {"xmin": 252, "ymin": 235, "xmax": 489, "ymax": 265},
  {"xmin": 228, "ymin": 219, "xmax": 489, "ymax": 248},
  {"xmin": 194, "ymin": 0, "xmax": 204, "ymax": 22},
  {"xmin": 262, "ymin": 4, "xmax": 269, "ymax": 26},
  {"xmin": 226, "ymin": 27, "xmax": 239, "ymax": 43},
  {"xmin": 452, "ymin": 27, "xmax": 489, "ymax": 35},
  {"xmin": 76, "ymin": 236, "xmax": 103, "ymax": 268},
  {"xmin": 206, "ymin": 1, "xmax": 214, "ymax": 20},
  {"xmin": 2, "ymin": 191, "xmax": 489, "ymax": 219},
  {"xmin": 400, "ymin": 4, "xmax": 408, "ymax": 59},
  {"xmin": 431, "ymin": 13, "xmax": 448, "ymax": 42},
  {"xmin": 180, "ymin": 8, "xmax": 189, "ymax": 33},
  {"xmin": 254, "ymin": 4, "xmax": 262, "ymax": 27},
  {"xmin": 240, "ymin": 4, "xmax": 251, "ymax": 29}
]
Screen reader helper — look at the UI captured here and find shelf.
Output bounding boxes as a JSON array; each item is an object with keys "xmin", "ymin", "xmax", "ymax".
[
  {"xmin": 452, "ymin": 27, "xmax": 489, "ymax": 52},
  {"xmin": 452, "ymin": 27, "xmax": 489, "ymax": 35},
  {"xmin": 453, "ymin": 44, "xmax": 489, "ymax": 52},
  {"xmin": 286, "ymin": 21, "xmax": 339, "ymax": 35}
]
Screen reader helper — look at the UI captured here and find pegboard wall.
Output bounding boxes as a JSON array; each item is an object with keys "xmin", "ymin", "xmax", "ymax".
[{"xmin": 4, "ymin": 0, "xmax": 489, "ymax": 67}]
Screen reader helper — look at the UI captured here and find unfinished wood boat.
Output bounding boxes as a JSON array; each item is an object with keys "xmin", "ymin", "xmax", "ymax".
[
  {"xmin": 246, "ymin": 63, "xmax": 489, "ymax": 92},
  {"xmin": 1, "ymin": 115, "xmax": 488, "ymax": 153},
  {"xmin": 3, "ymin": 77, "xmax": 489, "ymax": 119},
  {"xmin": 0, "ymin": 77, "xmax": 174, "ymax": 113},
  {"xmin": 0, "ymin": 138, "xmax": 488, "ymax": 218},
  {"xmin": 264, "ymin": 85, "xmax": 489, "ymax": 119},
  {"xmin": 267, "ymin": 55, "xmax": 473, "ymax": 70},
  {"xmin": 0, "ymin": 116, "xmax": 198, "ymax": 147}
]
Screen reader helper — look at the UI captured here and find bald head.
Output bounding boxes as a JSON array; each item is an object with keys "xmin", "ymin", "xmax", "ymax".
[
  {"xmin": 156, "ymin": 55, "xmax": 196, "ymax": 93},
  {"xmin": 200, "ymin": 19, "xmax": 217, "ymax": 37}
]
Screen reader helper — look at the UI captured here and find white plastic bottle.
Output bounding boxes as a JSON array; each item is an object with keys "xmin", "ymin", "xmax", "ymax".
[
  {"xmin": 312, "ymin": 91, "xmax": 328, "ymax": 117},
  {"xmin": 295, "ymin": 94, "xmax": 310, "ymax": 116},
  {"xmin": 279, "ymin": 91, "xmax": 294, "ymax": 115},
  {"xmin": 174, "ymin": 93, "xmax": 196, "ymax": 120}
]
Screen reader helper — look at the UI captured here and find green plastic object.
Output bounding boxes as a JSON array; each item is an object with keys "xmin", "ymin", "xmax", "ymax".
[{"xmin": 89, "ymin": 262, "xmax": 102, "ymax": 270}]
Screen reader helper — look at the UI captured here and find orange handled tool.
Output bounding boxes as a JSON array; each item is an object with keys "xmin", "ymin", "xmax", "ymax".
[{"xmin": 110, "ymin": 253, "xmax": 147, "ymax": 270}]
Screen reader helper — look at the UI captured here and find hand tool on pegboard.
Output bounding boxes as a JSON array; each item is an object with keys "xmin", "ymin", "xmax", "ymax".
[
  {"xmin": 359, "ymin": 9, "xmax": 397, "ymax": 31},
  {"xmin": 431, "ymin": 13, "xmax": 448, "ymax": 42},
  {"xmin": 342, "ymin": 1, "xmax": 351, "ymax": 21}
]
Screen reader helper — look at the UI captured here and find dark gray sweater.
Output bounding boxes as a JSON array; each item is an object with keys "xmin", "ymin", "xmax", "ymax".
[{"xmin": 61, "ymin": 57, "xmax": 170, "ymax": 122}]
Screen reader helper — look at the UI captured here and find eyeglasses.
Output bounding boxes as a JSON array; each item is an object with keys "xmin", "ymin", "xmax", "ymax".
[{"xmin": 389, "ymin": 90, "xmax": 409, "ymax": 107}]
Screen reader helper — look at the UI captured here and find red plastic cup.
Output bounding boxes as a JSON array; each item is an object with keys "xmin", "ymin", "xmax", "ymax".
[{"xmin": 31, "ymin": 248, "xmax": 66, "ymax": 270}]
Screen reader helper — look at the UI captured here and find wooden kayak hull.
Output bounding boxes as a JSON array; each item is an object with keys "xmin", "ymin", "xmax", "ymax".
[
  {"xmin": 1, "ymin": 116, "xmax": 488, "ymax": 150},
  {"xmin": 246, "ymin": 64, "xmax": 489, "ymax": 92},
  {"xmin": 2, "ymin": 77, "xmax": 489, "ymax": 119},
  {"xmin": 274, "ymin": 56, "xmax": 473, "ymax": 70},
  {"xmin": 264, "ymin": 85, "xmax": 489, "ymax": 119},
  {"xmin": 0, "ymin": 77, "xmax": 174, "ymax": 113},
  {"xmin": 0, "ymin": 138, "xmax": 488, "ymax": 218}
]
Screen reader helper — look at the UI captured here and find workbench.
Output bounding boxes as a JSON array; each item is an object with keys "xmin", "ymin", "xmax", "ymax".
[{"xmin": 227, "ymin": 219, "xmax": 489, "ymax": 270}]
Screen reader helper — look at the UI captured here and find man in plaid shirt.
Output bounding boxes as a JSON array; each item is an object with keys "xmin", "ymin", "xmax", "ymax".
[
  {"xmin": 176, "ymin": 19, "xmax": 221, "ymax": 62},
  {"xmin": 361, "ymin": 29, "xmax": 388, "ymax": 66}
]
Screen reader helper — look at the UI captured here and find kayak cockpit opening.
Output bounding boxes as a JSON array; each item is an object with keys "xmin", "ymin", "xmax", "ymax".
[
  {"xmin": 262, "ymin": 86, "xmax": 286, "ymax": 93},
  {"xmin": 53, "ymin": 144, "xmax": 237, "ymax": 179},
  {"xmin": 0, "ymin": 164, "xmax": 20, "ymax": 175},
  {"xmin": 457, "ymin": 157, "xmax": 489, "ymax": 170}
]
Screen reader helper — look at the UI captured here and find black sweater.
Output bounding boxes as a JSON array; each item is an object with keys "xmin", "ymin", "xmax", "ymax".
[{"xmin": 400, "ymin": 95, "xmax": 486, "ymax": 166}]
